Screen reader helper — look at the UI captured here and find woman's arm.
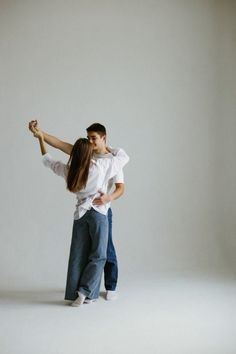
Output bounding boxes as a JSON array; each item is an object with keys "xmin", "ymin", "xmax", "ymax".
[
  {"xmin": 31, "ymin": 127, "xmax": 47, "ymax": 155},
  {"xmin": 38, "ymin": 136, "xmax": 47, "ymax": 155},
  {"xmin": 31, "ymin": 126, "xmax": 67, "ymax": 178},
  {"xmin": 106, "ymin": 148, "xmax": 130, "ymax": 179}
]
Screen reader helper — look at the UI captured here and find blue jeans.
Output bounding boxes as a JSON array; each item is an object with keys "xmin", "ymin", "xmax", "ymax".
[
  {"xmin": 104, "ymin": 208, "xmax": 118, "ymax": 291},
  {"xmin": 64, "ymin": 208, "xmax": 108, "ymax": 301}
]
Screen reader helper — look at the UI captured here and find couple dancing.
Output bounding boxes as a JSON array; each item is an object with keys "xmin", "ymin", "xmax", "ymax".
[{"xmin": 28, "ymin": 120, "xmax": 129, "ymax": 307}]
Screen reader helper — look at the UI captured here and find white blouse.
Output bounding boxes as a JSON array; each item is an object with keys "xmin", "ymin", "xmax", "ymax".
[{"xmin": 42, "ymin": 148, "xmax": 129, "ymax": 219}]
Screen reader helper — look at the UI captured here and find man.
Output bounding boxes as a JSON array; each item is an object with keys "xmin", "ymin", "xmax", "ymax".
[{"xmin": 28, "ymin": 120, "xmax": 124, "ymax": 301}]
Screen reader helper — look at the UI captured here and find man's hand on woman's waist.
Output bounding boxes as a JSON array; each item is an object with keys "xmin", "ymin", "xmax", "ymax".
[{"xmin": 92, "ymin": 193, "xmax": 111, "ymax": 206}]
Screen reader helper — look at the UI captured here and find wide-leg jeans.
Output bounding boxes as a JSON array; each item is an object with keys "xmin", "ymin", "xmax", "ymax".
[{"xmin": 64, "ymin": 208, "xmax": 108, "ymax": 301}]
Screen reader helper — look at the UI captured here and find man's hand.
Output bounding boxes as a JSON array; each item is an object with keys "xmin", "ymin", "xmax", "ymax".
[
  {"xmin": 28, "ymin": 119, "xmax": 40, "ymax": 133},
  {"xmin": 92, "ymin": 193, "xmax": 111, "ymax": 206}
]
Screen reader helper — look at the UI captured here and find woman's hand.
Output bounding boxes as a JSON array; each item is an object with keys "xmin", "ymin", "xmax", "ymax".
[
  {"xmin": 32, "ymin": 127, "xmax": 44, "ymax": 140},
  {"xmin": 28, "ymin": 119, "xmax": 43, "ymax": 138}
]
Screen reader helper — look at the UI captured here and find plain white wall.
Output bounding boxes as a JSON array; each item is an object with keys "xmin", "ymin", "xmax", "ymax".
[
  {"xmin": 0, "ymin": 0, "xmax": 235, "ymax": 289},
  {"xmin": 217, "ymin": 0, "xmax": 236, "ymax": 274}
]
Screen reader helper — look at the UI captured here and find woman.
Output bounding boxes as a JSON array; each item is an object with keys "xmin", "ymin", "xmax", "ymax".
[{"xmin": 31, "ymin": 126, "xmax": 129, "ymax": 307}]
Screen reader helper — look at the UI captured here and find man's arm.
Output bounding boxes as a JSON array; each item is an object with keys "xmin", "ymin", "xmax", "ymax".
[
  {"xmin": 29, "ymin": 120, "xmax": 73, "ymax": 155},
  {"xmin": 42, "ymin": 131, "xmax": 73, "ymax": 155},
  {"xmin": 110, "ymin": 183, "xmax": 125, "ymax": 201},
  {"xmin": 92, "ymin": 183, "xmax": 125, "ymax": 206}
]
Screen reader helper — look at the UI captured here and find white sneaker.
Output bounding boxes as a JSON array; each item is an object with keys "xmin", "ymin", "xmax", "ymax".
[
  {"xmin": 84, "ymin": 298, "xmax": 98, "ymax": 304},
  {"xmin": 71, "ymin": 292, "xmax": 86, "ymax": 307},
  {"xmin": 105, "ymin": 290, "xmax": 118, "ymax": 301}
]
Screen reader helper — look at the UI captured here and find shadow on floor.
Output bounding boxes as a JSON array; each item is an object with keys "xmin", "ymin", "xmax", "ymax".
[{"xmin": 0, "ymin": 289, "xmax": 108, "ymax": 306}]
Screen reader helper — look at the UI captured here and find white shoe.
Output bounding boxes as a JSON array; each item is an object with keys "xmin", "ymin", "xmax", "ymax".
[
  {"xmin": 105, "ymin": 290, "xmax": 118, "ymax": 301},
  {"xmin": 84, "ymin": 298, "xmax": 98, "ymax": 304},
  {"xmin": 71, "ymin": 292, "xmax": 86, "ymax": 307}
]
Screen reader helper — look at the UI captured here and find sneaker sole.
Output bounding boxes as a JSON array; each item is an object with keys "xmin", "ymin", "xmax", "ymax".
[{"xmin": 84, "ymin": 299, "xmax": 97, "ymax": 304}]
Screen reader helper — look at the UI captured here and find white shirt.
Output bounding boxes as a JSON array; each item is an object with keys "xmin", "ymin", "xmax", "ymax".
[
  {"xmin": 42, "ymin": 148, "xmax": 129, "ymax": 220},
  {"xmin": 93, "ymin": 151, "xmax": 124, "ymax": 195}
]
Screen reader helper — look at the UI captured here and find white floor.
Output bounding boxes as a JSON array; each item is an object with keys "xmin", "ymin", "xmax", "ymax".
[{"xmin": 0, "ymin": 272, "xmax": 236, "ymax": 354}]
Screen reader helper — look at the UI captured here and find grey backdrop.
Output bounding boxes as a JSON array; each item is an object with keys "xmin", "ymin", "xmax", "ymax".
[{"xmin": 0, "ymin": 0, "xmax": 235, "ymax": 290}]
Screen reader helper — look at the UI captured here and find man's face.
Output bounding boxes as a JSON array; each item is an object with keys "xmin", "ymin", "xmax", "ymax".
[{"xmin": 87, "ymin": 131, "xmax": 106, "ymax": 153}]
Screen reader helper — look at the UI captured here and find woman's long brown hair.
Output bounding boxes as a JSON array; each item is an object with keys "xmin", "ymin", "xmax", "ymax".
[{"xmin": 66, "ymin": 138, "xmax": 93, "ymax": 193}]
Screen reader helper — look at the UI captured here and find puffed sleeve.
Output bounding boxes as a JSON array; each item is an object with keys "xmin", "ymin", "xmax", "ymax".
[
  {"xmin": 42, "ymin": 153, "xmax": 68, "ymax": 179},
  {"xmin": 101, "ymin": 148, "xmax": 129, "ymax": 183}
]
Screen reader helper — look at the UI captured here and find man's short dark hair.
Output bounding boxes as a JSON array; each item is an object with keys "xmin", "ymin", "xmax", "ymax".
[{"xmin": 86, "ymin": 123, "xmax": 106, "ymax": 137}]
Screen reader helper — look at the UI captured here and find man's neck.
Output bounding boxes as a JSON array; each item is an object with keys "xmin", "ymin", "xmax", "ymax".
[{"xmin": 95, "ymin": 146, "xmax": 109, "ymax": 155}]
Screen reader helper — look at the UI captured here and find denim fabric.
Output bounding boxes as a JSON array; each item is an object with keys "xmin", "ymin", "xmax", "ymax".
[
  {"xmin": 64, "ymin": 208, "xmax": 108, "ymax": 301},
  {"xmin": 104, "ymin": 208, "xmax": 118, "ymax": 291}
]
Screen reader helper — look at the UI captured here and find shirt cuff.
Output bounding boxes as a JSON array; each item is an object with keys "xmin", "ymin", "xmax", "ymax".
[
  {"xmin": 107, "ymin": 146, "xmax": 119, "ymax": 156},
  {"xmin": 42, "ymin": 152, "xmax": 53, "ymax": 166}
]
